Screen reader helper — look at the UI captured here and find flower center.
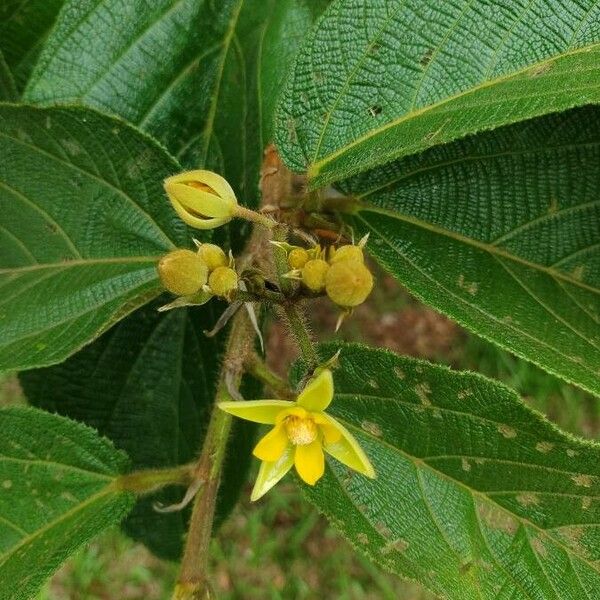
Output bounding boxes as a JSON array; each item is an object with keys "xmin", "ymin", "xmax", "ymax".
[{"xmin": 284, "ymin": 416, "xmax": 318, "ymax": 446}]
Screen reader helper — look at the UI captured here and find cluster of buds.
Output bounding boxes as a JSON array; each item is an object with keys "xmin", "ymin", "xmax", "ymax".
[
  {"xmin": 157, "ymin": 241, "xmax": 239, "ymax": 311},
  {"xmin": 280, "ymin": 236, "xmax": 374, "ymax": 325}
]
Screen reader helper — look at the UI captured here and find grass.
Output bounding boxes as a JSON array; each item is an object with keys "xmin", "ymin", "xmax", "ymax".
[{"xmin": 2, "ymin": 274, "xmax": 598, "ymax": 599}]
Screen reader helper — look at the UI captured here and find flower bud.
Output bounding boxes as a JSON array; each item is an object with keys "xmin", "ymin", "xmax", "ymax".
[
  {"xmin": 208, "ymin": 266, "xmax": 238, "ymax": 298},
  {"xmin": 301, "ymin": 259, "xmax": 329, "ymax": 292},
  {"xmin": 288, "ymin": 247, "xmax": 310, "ymax": 270},
  {"xmin": 164, "ymin": 170, "xmax": 238, "ymax": 230},
  {"xmin": 197, "ymin": 243, "xmax": 228, "ymax": 271},
  {"xmin": 325, "ymin": 261, "xmax": 373, "ymax": 307},
  {"xmin": 158, "ymin": 249, "xmax": 208, "ymax": 296},
  {"xmin": 329, "ymin": 244, "xmax": 364, "ymax": 265}
]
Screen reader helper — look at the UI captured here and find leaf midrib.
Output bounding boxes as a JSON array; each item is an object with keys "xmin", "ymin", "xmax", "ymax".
[
  {"xmin": 334, "ymin": 391, "xmax": 599, "ymax": 480},
  {"xmin": 308, "ymin": 41, "xmax": 600, "ymax": 179},
  {"xmin": 0, "ymin": 256, "xmax": 161, "ymax": 276},
  {"xmin": 0, "ymin": 455, "xmax": 114, "ymax": 480},
  {"xmin": 0, "ymin": 128, "xmax": 176, "ymax": 250},
  {"xmin": 358, "ymin": 205, "xmax": 599, "ymax": 296},
  {"xmin": 0, "ymin": 485, "xmax": 117, "ymax": 564},
  {"xmin": 339, "ymin": 418, "xmax": 600, "ymax": 574}
]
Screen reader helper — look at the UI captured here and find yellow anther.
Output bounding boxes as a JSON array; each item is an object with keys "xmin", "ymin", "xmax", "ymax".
[{"xmin": 284, "ymin": 416, "xmax": 318, "ymax": 446}]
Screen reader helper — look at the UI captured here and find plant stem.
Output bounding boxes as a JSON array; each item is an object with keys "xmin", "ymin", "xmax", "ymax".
[
  {"xmin": 245, "ymin": 354, "xmax": 294, "ymax": 399},
  {"xmin": 173, "ymin": 309, "xmax": 256, "ymax": 600},
  {"xmin": 283, "ymin": 303, "xmax": 318, "ymax": 369},
  {"xmin": 115, "ymin": 464, "xmax": 194, "ymax": 494},
  {"xmin": 235, "ymin": 205, "xmax": 275, "ymax": 229}
]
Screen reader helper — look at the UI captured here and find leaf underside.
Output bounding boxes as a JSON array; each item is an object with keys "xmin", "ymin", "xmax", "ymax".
[
  {"xmin": 276, "ymin": 0, "xmax": 600, "ymax": 187},
  {"xmin": 0, "ymin": 104, "xmax": 185, "ymax": 371},
  {"xmin": 298, "ymin": 343, "xmax": 600, "ymax": 599},
  {"xmin": 0, "ymin": 407, "xmax": 134, "ymax": 600},
  {"xmin": 343, "ymin": 106, "xmax": 599, "ymax": 397}
]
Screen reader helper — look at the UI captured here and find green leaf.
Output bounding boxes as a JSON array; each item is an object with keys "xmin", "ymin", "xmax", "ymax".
[
  {"xmin": 0, "ymin": 0, "xmax": 66, "ymax": 92},
  {"xmin": 275, "ymin": 0, "xmax": 600, "ymax": 187},
  {"xmin": 0, "ymin": 52, "xmax": 17, "ymax": 102},
  {"xmin": 0, "ymin": 407, "xmax": 134, "ymax": 600},
  {"xmin": 298, "ymin": 343, "xmax": 600, "ymax": 599},
  {"xmin": 0, "ymin": 104, "xmax": 185, "ymax": 372},
  {"xmin": 20, "ymin": 299, "xmax": 256, "ymax": 560},
  {"xmin": 342, "ymin": 106, "xmax": 600, "ymax": 397},
  {"xmin": 23, "ymin": 0, "xmax": 329, "ymax": 212}
]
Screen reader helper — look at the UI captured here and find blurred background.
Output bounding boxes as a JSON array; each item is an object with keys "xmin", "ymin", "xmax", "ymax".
[{"xmin": 2, "ymin": 266, "xmax": 598, "ymax": 600}]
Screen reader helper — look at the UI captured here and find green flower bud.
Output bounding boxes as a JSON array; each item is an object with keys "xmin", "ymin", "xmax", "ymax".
[
  {"xmin": 329, "ymin": 244, "xmax": 364, "ymax": 265},
  {"xmin": 208, "ymin": 266, "xmax": 238, "ymax": 298},
  {"xmin": 197, "ymin": 243, "xmax": 228, "ymax": 271},
  {"xmin": 288, "ymin": 247, "xmax": 310, "ymax": 269},
  {"xmin": 164, "ymin": 170, "xmax": 238, "ymax": 230},
  {"xmin": 158, "ymin": 249, "xmax": 208, "ymax": 296},
  {"xmin": 325, "ymin": 261, "xmax": 373, "ymax": 307},
  {"xmin": 301, "ymin": 259, "xmax": 330, "ymax": 292}
]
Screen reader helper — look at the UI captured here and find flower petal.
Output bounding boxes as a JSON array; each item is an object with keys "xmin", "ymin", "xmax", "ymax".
[
  {"xmin": 218, "ymin": 400, "xmax": 294, "ymax": 424},
  {"xmin": 167, "ymin": 169, "xmax": 237, "ymax": 203},
  {"xmin": 321, "ymin": 414, "xmax": 375, "ymax": 479},
  {"xmin": 297, "ymin": 369, "xmax": 334, "ymax": 411},
  {"xmin": 253, "ymin": 425, "xmax": 289, "ymax": 461},
  {"xmin": 170, "ymin": 183, "xmax": 234, "ymax": 218},
  {"xmin": 294, "ymin": 440, "xmax": 325, "ymax": 485},
  {"xmin": 251, "ymin": 447, "xmax": 294, "ymax": 501}
]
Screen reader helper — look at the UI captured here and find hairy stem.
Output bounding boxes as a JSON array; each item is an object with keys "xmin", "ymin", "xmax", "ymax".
[
  {"xmin": 283, "ymin": 303, "xmax": 318, "ymax": 369},
  {"xmin": 116, "ymin": 464, "xmax": 194, "ymax": 494},
  {"xmin": 245, "ymin": 353, "xmax": 294, "ymax": 399},
  {"xmin": 235, "ymin": 205, "xmax": 275, "ymax": 229},
  {"xmin": 173, "ymin": 309, "xmax": 256, "ymax": 600}
]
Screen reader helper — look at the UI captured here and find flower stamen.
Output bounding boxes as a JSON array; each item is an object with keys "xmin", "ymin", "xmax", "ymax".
[{"xmin": 285, "ymin": 416, "xmax": 318, "ymax": 446}]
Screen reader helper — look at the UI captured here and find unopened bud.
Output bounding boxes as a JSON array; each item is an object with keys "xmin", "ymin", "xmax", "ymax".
[
  {"xmin": 325, "ymin": 261, "xmax": 373, "ymax": 307},
  {"xmin": 208, "ymin": 266, "xmax": 238, "ymax": 298},
  {"xmin": 197, "ymin": 243, "xmax": 227, "ymax": 271},
  {"xmin": 158, "ymin": 249, "xmax": 208, "ymax": 296},
  {"xmin": 301, "ymin": 259, "xmax": 330, "ymax": 292},
  {"xmin": 329, "ymin": 244, "xmax": 364, "ymax": 265},
  {"xmin": 288, "ymin": 248, "xmax": 310, "ymax": 269},
  {"xmin": 164, "ymin": 170, "xmax": 237, "ymax": 230}
]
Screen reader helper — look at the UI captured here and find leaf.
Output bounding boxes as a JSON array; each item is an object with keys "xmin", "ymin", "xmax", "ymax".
[
  {"xmin": 297, "ymin": 343, "xmax": 600, "ymax": 599},
  {"xmin": 20, "ymin": 299, "xmax": 257, "ymax": 560},
  {"xmin": 275, "ymin": 0, "xmax": 600, "ymax": 187},
  {"xmin": 341, "ymin": 106, "xmax": 600, "ymax": 397},
  {"xmin": 0, "ymin": 407, "xmax": 134, "ymax": 600},
  {"xmin": 0, "ymin": 51, "xmax": 17, "ymax": 102},
  {"xmin": 23, "ymin": 0, "xmax": 329, "ymax": 213},
  {"xmin": 0, "ymin": 104, "xmax": 186, "ymax": 372},
  {"xmin": 0, "ymin": 0, "xmax": 66, "ymax": 92}
]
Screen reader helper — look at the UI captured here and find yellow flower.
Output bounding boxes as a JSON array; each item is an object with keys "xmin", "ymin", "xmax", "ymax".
[
  {"xmin": 219, "ymin": 369, "xmax": 375, "ymax": 501},
  {"xmin": 164, "ymin": 170, "xmax": 238, "ymax": 230}
]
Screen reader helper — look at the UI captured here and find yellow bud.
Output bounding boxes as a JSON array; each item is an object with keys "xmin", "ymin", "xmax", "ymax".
[
  {"xmin": 288, "ymin": 247, "xmax": 309, "ymax": 269},
  {"xmin": 208, "ymin": 266, "xmax": 238, "ymax": 298},
  {"xmin": 158, "ymin": 249, "xmax": 208, "ymax": 296},
  {"xmin": 164, "ymin": 170, "xmax": 238, "ymax": 230},
  {"xmin": 301, "ymin": 259, "xmax": 329, "ymax": 292},
  {"xmin": 325, "ymin": 261, "xmax": 373, "ymax": 307},
  {"xmin": 329, "ymin": 244, "xmax": 364, "ymax": 265},
  {"xmin": 197, "ymin": 243, "xmax": 227, "ymax": 271}
]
